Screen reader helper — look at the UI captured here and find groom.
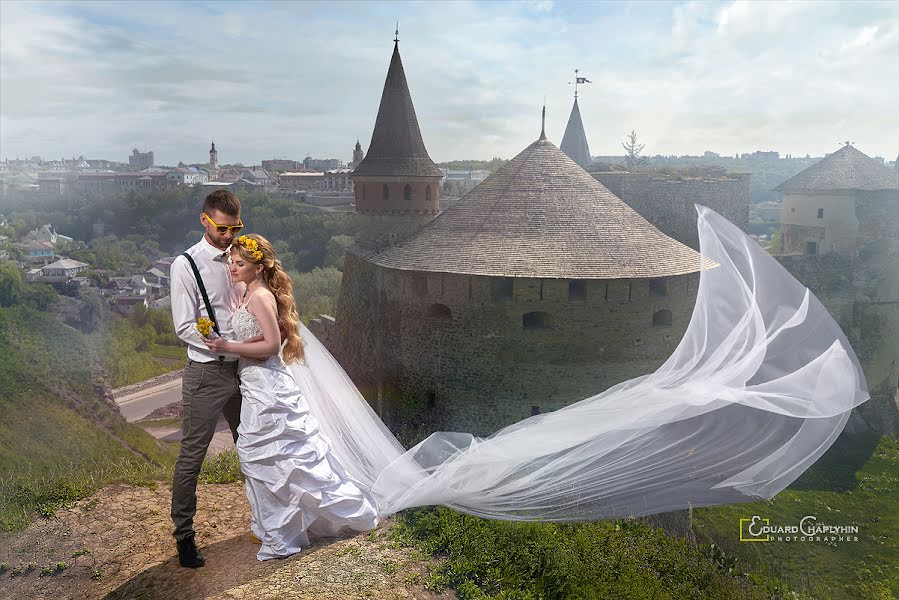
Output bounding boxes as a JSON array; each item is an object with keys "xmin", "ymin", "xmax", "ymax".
[{"xmin": 169, "ymin": 189, "xmax": 245, "ymax": 568}]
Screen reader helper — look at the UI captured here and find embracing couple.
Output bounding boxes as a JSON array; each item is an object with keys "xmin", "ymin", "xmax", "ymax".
[{"xmin": 169, "ymin": 189, "xmax": 378, "ymax": 566}]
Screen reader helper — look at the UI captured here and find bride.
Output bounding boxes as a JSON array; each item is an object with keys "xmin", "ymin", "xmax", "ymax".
[
  {"xmin": 203, "ymin": 234, "xmax": 378, "ymax": 560},
  {"xmin": 205, "ymin": 206, "xmax": 869, "ymax": 559}
]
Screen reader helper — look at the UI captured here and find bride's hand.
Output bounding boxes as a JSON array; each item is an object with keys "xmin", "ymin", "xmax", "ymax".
[{"xmin": 202, "ymin": 336, "xmax": 231, "ymax": 354}]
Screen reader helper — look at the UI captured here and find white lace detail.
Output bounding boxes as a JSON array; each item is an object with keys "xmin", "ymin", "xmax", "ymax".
[{"xmin": 231, "ymin": 305, "xmax": 263, "ymax": 342}]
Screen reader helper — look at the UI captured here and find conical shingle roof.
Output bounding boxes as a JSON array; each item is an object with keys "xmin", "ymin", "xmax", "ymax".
[
  {"xmin": 774, "ymin": 145, "xmax": 899, "ymax": 192},
  {"xmin": 560, "ymin": 98, "xmax": 591, "ymax": 169},
  {"xmin": 352, "ymin": 42, "xmax": 442, "ymax": 178},
  {"xmin": 366, "ymin": 138, "xmax": 712, "ymax": 279}
]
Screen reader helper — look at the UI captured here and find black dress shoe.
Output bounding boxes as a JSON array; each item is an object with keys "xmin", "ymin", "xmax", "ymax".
[{"xmin": 177, "ymin": 535, "xmax": 205, "ymax": 568}]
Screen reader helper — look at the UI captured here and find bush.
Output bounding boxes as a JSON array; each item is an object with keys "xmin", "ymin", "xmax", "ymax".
[{"xmin": 292, "ymin": 267, "xmax": 342, "ymax": 323}]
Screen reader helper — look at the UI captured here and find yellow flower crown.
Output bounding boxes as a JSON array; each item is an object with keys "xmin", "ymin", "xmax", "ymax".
[{"xmin": 236, "ymin": 235, "xmax": 264, "ymax": 261}]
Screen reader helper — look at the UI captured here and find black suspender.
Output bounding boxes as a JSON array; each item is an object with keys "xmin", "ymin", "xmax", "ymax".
[{"xmin": 181, "ymin": 252, "xmax": 221, "ymax": 336}]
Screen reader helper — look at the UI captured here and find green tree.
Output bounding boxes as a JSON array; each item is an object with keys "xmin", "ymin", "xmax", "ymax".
[
  {"xmin": 78, "ymin": 290, "xmax": 105, "ymax": 334},
  {"xmin": 0, "ymin": 262, "xmax": 23, "ymax": 306},
  {"xmin": 291, "ymin": 267, "xmax": 342, "ymax": 323},
  {"xmin": 623, "ymin": 130, "xmax": 649, "ymax": 170},
  {"xmin": 324, "ymin": 235, "xmax": 354, "ymax": 270},
  {"xmin": 767, "ymin": 227, "xmax": 783, "ymax": 255},
  {"xmin": 23, "ymin": 284, "xmax": 57, "ymax": 310}
]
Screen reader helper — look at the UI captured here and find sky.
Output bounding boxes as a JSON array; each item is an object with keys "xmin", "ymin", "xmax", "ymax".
[{"xmin": 1, "ymin": 0, "xmax": 897, "ymax": 166}]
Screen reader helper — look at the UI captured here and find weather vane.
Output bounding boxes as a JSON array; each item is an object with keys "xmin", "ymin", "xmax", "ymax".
[
  {"xmin": 394, "ymin": 22, "xmax": 399, "ymax": 43},
  {"xmin": 568, "ymin": 69, "xmax": 592, "ymax": 98}
]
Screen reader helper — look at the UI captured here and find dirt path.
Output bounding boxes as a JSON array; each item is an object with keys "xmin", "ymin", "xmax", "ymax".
[{"xmin": 0, "ymin": 484, "xmax": 453, "ymax": 600}]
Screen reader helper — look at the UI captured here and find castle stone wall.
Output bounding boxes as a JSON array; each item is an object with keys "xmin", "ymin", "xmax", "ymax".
[
  {"xmin": 775, "ymin": 187, "xmax": 899, "ymax": 436},
  {"xmin": 317, "ymin": 254, "xmax": 699, "ymax": 437},
  {"xmin": 593, "ymin": 172, "xmax": 750, "ymax": 251}
]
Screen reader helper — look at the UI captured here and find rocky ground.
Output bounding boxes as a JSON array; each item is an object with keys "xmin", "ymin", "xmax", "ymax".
[{"xmin": 0, "ymin": 484, "xmax": 454, "ymax": 600}]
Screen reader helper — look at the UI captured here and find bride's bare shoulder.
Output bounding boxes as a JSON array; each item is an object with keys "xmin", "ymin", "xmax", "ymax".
[{"xmin": 248, "ymin": 287, "xmax": 277, "ymax": 307}]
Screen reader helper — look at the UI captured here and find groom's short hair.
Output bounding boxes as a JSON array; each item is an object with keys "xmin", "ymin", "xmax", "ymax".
[{"xmin": 202, "ymin": 190, "xmax": 241, "ymax": 216}]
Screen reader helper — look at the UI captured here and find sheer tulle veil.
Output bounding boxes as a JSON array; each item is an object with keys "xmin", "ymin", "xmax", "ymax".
[{"xmin": 287, "ymin": 205, "xmax": 869, "ymax": 520}]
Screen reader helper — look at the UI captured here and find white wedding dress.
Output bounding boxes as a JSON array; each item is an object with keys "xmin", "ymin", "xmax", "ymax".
[{"xmin": 232, "ymin": 299, "xmax": 379, "ymax": 561}]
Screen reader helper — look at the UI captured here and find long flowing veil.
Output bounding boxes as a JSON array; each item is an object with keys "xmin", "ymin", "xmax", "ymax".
[{"xmin": 287, "ymin": 205, "xmax": 869, "ymax": 520}]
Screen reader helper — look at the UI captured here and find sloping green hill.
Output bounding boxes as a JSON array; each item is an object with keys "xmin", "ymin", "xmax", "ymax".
[
  {"xmin": 0, "ymin": 305, "xmax": 176, "ymax": 531},
  {"xmin": 693, "ymin": 431, "xmax": 897, "ymax": 599}
]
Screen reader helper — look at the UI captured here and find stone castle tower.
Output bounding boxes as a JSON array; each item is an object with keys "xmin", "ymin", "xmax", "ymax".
[
  {"xmin": 209, "ymin": 141, "xmax": 219, "ymax": 172},
  {"xmin": 774, "ymin": 145, "xmax": 899, "ymax": 435},
  {"xmin": 351, "ymin": 39, "xmax": 443, "ymax": 250},
  {"xmin": 317, "ymin": 131, "xmax": 711, "ymax": 436}
]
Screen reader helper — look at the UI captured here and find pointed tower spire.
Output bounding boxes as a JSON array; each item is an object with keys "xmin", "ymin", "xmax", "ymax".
[
  {"xmin": 539, "ymin": 103, "xmax": 547, "ymax": 141},
  {"xmin": 352, "ymin": 34, "xmax": 443, "ymax": 248},
  {"xmin": 352, "ymin": 37, "xmax": 441, "ymax": 178},
  {"xmin": 560, "ymin": 98, "xmax": 591, "ymax": 169}
]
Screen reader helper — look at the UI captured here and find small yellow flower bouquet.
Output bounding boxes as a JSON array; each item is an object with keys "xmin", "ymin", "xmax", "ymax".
[{"xmin": 196, "ymin": 316, "xmax": 216, "ymax": 338}]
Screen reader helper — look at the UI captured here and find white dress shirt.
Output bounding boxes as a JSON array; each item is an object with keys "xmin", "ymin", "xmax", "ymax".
[{"xmin": 170, "ymin": 236, "xmax": 241, "ymax": 362}]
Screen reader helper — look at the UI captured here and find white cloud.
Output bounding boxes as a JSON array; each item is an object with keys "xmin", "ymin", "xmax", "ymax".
[
  {"xmin": 0, "ymin": 0, "xmax": 896, "ymax": 164},
  {"xmin": 843, "ymin": 25, "xmax": 879, "ymax": 50}
]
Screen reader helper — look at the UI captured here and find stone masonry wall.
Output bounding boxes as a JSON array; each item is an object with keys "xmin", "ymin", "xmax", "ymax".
[
  {"xmin": 593, "ymin": 172, "xmax": 750, "ymax": 251},
  {"xmin": 775, "ymin": 187, "xmax": 899, "ymax": 436},
  {"xmin": 317, "ymin": 257, "xmax": 699, "ymax": 437}
]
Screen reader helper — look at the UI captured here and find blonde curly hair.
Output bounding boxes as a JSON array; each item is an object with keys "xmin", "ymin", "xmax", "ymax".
[{"xmin": 232, "ymin": 234, "xmax": 304, "ymax": 363}]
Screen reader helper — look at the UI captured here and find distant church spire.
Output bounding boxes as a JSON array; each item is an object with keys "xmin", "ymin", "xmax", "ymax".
[
  {"xmin": 539, "ymin": 103, "xmax": 546, "ymax": 141},
  {"xmin": 560, "ymin": 70, "xmax": 592, "ymax": 169},
  {"xmin": 209, "ymin": 141, "xmax": 219, "ymax": 171}
]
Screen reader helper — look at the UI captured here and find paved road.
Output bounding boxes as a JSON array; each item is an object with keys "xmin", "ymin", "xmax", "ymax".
[
  {"xmin": 115, "ymin": 377, "xmax": 235, "ymax": 454},
  {"xmin": 116, "ymin": 378, "xmax": 183, "ymax": 421}
]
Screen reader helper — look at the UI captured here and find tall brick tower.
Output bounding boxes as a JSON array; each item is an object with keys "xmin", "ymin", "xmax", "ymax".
[
  {"xmin": 209, "ymin": 141, "xmax": 219, "ymax": 173},
  {"xmin": 352, "ymin": 139, "xmax": 364, "ymax": 167},
  {"xmin": 351, "ymin": 34, "xmax": 442, "ymax": 249}
]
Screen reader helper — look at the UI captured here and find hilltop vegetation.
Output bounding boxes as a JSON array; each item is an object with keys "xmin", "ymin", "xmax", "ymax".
[
  {"xmin": 0, "ymin": 304, "xmax": 177, "ymax": 531},
  {"xmin": 0, "ymin": 187, "xmax": 360, "ymax": 273}
]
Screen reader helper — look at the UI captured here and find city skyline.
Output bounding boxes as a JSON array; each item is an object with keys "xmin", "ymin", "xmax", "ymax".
[{"xmin": 1, "ymin": 0, "xmax": 897, "ymax": 165}]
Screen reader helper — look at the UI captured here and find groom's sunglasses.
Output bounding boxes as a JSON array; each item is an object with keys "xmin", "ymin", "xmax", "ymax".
[{"xmin": 203, "ymin": 212, "xmax": 244, "ymax": 235}]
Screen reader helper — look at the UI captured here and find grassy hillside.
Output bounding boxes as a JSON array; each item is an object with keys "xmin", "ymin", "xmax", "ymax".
[
  {"xmin": 0, "ymin": 305, "xmax": 177, "ymax": 531},
  {"xmin": 694, "ymin": 432, "xmax": 897, "ymax": 599},
  {"xmin": 393, "ymin": 508, "xmax": 779, "ymax": 599},
  {"xmin": 391, "ymin": 432, "xmax": 896, "ymax": 599}
]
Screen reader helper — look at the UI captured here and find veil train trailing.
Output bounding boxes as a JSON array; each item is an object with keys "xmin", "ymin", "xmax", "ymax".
[{"xmin": 287, "ymin": 205, "xmax": 869, "ymax": 520}]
